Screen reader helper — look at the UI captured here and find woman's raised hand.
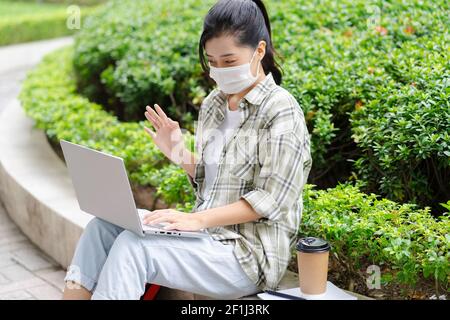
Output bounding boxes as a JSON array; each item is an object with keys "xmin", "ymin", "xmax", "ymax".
[{"xmin": 144, "ymin": 104, "xmax": 185, "ymax": 164}]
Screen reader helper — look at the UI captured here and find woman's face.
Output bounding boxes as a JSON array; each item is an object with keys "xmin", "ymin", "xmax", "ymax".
[{"xmin": 205, "ymin": 34, "xmax": 265, "ymax": 76}]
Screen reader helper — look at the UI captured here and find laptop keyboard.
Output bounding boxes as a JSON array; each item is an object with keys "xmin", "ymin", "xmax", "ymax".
[
  {"xmin": 137, "ymin": 209, "xmax": 170, "ymax": 229},
  {"xmin": 142, "ymin": 221, "xmax": 169, "ymax": 229},
  {"xmin": 137, "ymin": 208, "xmax": 209, "ymax": 236}
]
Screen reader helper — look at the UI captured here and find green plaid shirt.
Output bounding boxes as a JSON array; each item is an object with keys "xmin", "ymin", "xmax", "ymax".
[{"xmin": 187, "ymin": 72, "xmax": 313, "ymax": 291}]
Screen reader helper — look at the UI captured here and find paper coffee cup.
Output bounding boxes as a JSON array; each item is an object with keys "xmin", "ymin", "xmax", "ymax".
[{"xmin": 296, "ymin": 237, "xmax": 331, "ymax": 295}]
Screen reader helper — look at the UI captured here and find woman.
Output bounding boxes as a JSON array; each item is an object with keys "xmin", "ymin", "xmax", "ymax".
[{"xmin": 63, "ymin": 0, "xmax": 312, "ymax": 300}]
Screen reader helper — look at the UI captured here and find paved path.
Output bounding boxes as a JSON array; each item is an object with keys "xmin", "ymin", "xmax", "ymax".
[
  {"xmin": 0, "ymin": 37, "xmax": 73, "ymax": 299},
  {"xmin": 0, "ymin": 200, "xmax": 65, "ymax": 299},
  {"xmin": 0, "ymin": 37, "xmax": 73, "ymax": 113}
]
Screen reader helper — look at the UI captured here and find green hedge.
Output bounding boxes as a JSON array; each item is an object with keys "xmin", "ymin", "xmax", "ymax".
[
  {"xmin": 72, "ymin": 0, "xmax": 211, "ymax": 132},
  {"xmin": 72, "ymin": 0, "xmax": 450, "ymax": 213},
  {"xmin": 0, "ymin": 0, "xmax": 100, "ymax": 46},
  {"xmin": 20, "ymin": 47, "xmax": 449, "ymax": 298},
  {"xmin": 19, "ymin": 46, "xmax": 196, "ymax": 212},
  {"xmin": 301, "ymin": 183, "xmax": 449, "ymax": 296}
]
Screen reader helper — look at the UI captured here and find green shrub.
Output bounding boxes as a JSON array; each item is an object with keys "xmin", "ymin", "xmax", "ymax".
[
  {"xmin": 301, "ymin": 183, "xmax": 450, "ymax": 296},
  {"xmin": 73, "ymin": 0, "xmax": 449, "ymax": 213},
  {"xmin": 72, "ymin": 0, "xmax": 213, "ymax": 130},
  {"xmin": 351, "ymin": 55, "xmax": 450, "ymax": 209},
  {"xmin": 131, "ymin": 163, "xmax": 196, "ymax": 213},
  {"xmin": 272, "ymin": 0, "xmax": 449, "ymax": 211},
  {"xmin": 19, "ymin": 46, "xmax": 196, "ymax": 211}
]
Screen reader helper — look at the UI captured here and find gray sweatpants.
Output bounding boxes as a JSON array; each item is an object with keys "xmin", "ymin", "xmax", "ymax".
[{"xmin": 63, "ymin": 217, "xmax": 260, "ymax": 300}]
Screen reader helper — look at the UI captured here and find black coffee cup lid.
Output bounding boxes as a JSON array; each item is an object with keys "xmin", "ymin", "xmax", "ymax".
[{"xmin": 296, "ymin": 237, "xmax": 331, "ymax": 253}]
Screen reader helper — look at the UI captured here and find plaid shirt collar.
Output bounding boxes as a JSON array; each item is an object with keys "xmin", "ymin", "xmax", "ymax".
[
  {"xmin": 212, "ymin": 72, "xmax": 277, "ymax": 120},
  {"xmin": 199, "ymin": 72, "xmax": 278, "ymax": 153}
]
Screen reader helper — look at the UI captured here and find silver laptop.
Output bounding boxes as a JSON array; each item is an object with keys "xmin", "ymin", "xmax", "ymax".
[{"xmin": 60, "ymin": 139, "xmax": 209, "ymax": 238}]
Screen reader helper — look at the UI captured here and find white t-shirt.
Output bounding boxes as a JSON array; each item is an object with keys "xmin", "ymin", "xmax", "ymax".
[{"xmin": 202, "ymin": 101, "xmax": 241, "ymax": 200}]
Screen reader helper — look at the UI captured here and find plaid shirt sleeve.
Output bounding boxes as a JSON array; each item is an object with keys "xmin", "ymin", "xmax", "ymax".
[{"xmin": 240, "ymin": 94, "xmax": 309, "ymax": 222}]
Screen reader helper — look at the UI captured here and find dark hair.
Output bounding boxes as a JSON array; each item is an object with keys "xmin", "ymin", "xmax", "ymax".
[{"xmin": 199, "ymin": 0, "xmax": 283, "ymax": 85}]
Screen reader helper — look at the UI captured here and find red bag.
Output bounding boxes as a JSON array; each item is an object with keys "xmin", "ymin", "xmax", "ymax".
[{"xmin": 141, "ymin": 283, "xmax": 161, "ymax": 300}]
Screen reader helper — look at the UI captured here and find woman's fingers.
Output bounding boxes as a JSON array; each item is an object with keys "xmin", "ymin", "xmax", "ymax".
[
  {"xmin": 142, "ymin": 210, "xmax": 174, "ymax": 224},
  {"xmin": 163, "ymin": 223, "xmax": 180, "ymax": 231},
  {"xmin": 144, "ymin": 113, "xmax": 160, "ymax": 131},
  {"xmin": 154, "ymin": 104, "xmax": 169, "ymax": 124},
  {"xmin": 147, "ymin": 209, "xmax": 174, "ymax": 215},
  {"xmin": 143, "ymin": 212, "xmax": 161, "ymax": 223},
  {"xmin": 148, "ymin": 215, "xmax": 177, "ymax": 225},
  {"xmin": 146, "ymin": 108, "xmax": 162, "ymax": 129},
  {"xmin": 144, "ymin": 111, "xmax": 160, "ymax": 130},
  {"xmin": 146, "ymin": 106, "xmax": 163, "ymax": 128},
  {"xmin": 145, "ymin": 104, "xmax": 174, "ymax": 131},
  {"xmin": 144, "ymin": 126, "xmax": 156, "ymax": 139}
]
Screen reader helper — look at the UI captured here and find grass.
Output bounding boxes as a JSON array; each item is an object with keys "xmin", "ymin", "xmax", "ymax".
[
  {"xmin": 0, "ymin": 1, "xmax": 68, "ymax": 18},
  {"xmin": 0, "ymin": 0, "xmax": 102, "ymax": 46}
]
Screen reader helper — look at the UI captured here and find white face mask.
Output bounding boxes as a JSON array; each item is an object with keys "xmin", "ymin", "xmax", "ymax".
[{"xmin": 208, "ymin": 49, "xmax": 260, "ymax": 94}]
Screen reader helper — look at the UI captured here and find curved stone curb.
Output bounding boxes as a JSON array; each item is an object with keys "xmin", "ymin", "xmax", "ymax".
[{"xmin": 0, "ymin": 98, "xmax": 93, "ymax": 269}]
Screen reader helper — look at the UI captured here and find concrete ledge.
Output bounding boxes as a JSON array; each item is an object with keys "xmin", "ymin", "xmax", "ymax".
[{"xmin": 0, "ymin": 99, "xmax": 93, "ymax": 268}]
